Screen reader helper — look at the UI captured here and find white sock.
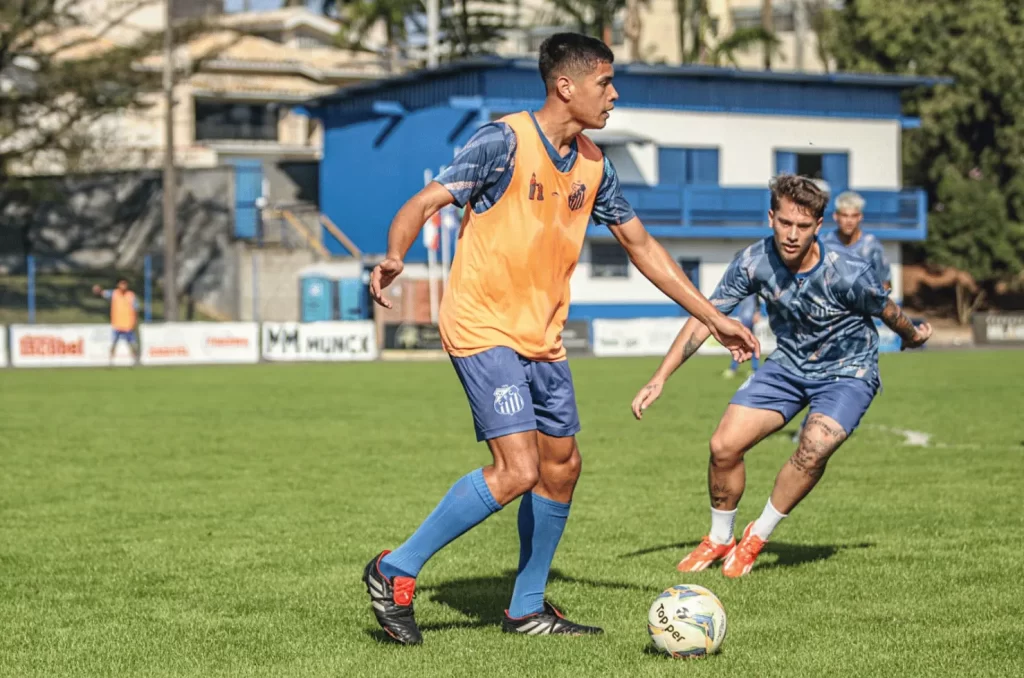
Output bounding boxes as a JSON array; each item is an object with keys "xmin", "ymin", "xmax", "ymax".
[
  {"xmin": 751, "ymin": 499, "xmax": 788, "ymax": 541},
  {"xmin": 709, "ymin": 507, "xmax": 738, "ymax": 545}
]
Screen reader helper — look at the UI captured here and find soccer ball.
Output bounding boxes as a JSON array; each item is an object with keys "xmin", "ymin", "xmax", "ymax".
[{"xmin": 647, "ymin": 584, "xmax": 727, "ymax": 658}]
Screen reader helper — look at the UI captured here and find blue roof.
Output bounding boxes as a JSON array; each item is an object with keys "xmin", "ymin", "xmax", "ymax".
[{"xmin": 306, "ymin": 56, "xmax": 951, "ymax": 109}]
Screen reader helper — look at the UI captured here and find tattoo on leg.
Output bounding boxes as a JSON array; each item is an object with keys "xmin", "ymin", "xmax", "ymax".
[
  {"xmin": 710, "ymin": 482, "xmax": 731, "ymax": 509},
  {"xmin": 788, "ymin": 415, "xmax": 847, "ymax": 480}
]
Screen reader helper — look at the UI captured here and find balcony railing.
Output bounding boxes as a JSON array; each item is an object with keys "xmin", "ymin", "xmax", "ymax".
[{"xmin": 614, "ymin": 185, "xmax": 928, "ymax": 240}]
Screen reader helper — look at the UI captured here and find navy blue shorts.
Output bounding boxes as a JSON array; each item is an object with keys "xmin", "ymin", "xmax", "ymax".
[
  {"xmin": 730, "ymin": 360, "xmax": 878, "ymax": 435},
  {"xmin": 450, "ymin": 347, "xmax": 580, "ymax": 442},
  {"xmin": 112, "ymin": 329, "xmax": 136, "ymax": 344}
]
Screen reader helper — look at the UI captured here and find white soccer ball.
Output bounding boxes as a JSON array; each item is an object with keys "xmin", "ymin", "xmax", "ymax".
[{"xmin": 647, "ymin": 584, "xmax": 727, "ymax": 658}]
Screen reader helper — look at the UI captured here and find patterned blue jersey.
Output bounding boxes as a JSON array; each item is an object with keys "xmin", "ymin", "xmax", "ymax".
[
  {"xmin": 433, "ymin": 113, "xmax": 636, "ymax": 226},
  {"xmin": 734, "ymin": 295, "xmax": 758, "ymax": 325},
  {"xmin": 710, "ymin": 237, "xmax": 890, "ymax": 381},
  {"xmin": 821, "ymin": 229, "xmax": 891, "ymax": 285}
]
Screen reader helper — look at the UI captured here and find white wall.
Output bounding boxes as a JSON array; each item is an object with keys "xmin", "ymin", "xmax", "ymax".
[
  {"xmin": 572, "ymin": 237, "xmax": 904, "ymax": 306},
  {"xmin": 596, "ymin": 109, "xmax": 903, "ymax": 189}
]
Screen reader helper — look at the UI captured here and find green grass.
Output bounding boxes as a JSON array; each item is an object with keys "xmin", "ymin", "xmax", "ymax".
[{"xmin": 1, "ymin": 352, "xmax": 1022, "ymax": 677}]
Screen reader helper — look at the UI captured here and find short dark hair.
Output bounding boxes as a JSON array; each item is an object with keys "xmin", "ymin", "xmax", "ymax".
[
  {"xmin": 770, "ymin": 174, "xmax": 829, "ymax": 219},
  {"xmin": 538, "ymin": 32, "xmax": 614, "ymax": 92}
]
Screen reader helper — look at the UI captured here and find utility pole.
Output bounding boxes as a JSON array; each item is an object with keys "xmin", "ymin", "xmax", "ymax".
[
  {"xmin": 162, "ymin": 0, "xmax": 178, "ymax": 321},
  {"xmin": 427, "ymin": 0, "xmax": 439, "ymax": 68}
]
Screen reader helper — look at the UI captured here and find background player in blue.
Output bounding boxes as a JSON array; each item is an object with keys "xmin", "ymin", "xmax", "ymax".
[
  {"xmin": 630, "ymin": 175, "xmax": 932, "ymax": 577},
  {"xmin": 362, "ymin": 33, "xmax": 759, "ymax": 645},
  {"xmin": 822, "ymin": 190, "xmax": 892, "ymax": 292},
  {"xmin": 722, "ymin": 293, "xmax": 761, "ymax": 379}
]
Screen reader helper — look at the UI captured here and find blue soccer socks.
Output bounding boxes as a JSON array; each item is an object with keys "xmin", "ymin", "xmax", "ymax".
[
  {"xmin": 507, "ymin": 492, "xmax": 571, "ymax": 618},
  {"xmin": 379, "ymin": 468, "xmax": 502, "ymax": 580}
]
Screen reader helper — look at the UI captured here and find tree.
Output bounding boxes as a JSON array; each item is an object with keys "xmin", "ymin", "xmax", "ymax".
[
  {"xmin": 673, "ymin": 0, "xmax": 779, "ymax": 66},
  {"xmin": 0, "ymin": 1, "xmax": 159, "ymax": 178},
  {"xmin": 328, "ymin": 0, "xmax": 515, "ymax": 70},
  {"xmin": 824, "ymin": 0, "xmax": 1024, "ymax": 323}
]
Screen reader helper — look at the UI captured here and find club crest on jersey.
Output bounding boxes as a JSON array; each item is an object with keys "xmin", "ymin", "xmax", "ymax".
[
  {"xmin": 567, "ymin": 182, "xmax": 587, "ymax": 211},
  {"xmin": 493, "ymin": 385, "xmax": 525, "ymax": 416}
]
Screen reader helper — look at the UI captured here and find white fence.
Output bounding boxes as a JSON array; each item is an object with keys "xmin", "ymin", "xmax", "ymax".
[
  {"xmin": 0, "ymin": 321, "xmax": 379, "ymax": 368},
  {"xmin": 0, "ymin": 315, "xmax": 909, "ymax": 369}
]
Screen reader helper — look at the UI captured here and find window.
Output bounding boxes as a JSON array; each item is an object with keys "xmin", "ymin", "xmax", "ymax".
[
  {"xmin": 194, "ymin": 101, "xmax": 279, "ymax": 142},
  {"xmin": 590, "ymin": 241, "xmax": 629, "ymax": 278},
  {"xmin": 659, "ymin": 147, "xmax": 720, "ymax": 185},
  {"xmin": 677, "ymin": 259, "xmax": 700, "ymax": 290},
  {"xmin": 796, "ymin": 153, "xmax": 824, "ymax": 180}
]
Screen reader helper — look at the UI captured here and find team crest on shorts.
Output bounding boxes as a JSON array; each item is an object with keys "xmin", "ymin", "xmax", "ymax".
[{"xmin": 493, "ymin": 385, "xmax": 525, "ymax": 416}]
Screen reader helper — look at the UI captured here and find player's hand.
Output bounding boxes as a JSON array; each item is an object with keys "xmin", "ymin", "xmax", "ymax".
[
  {"xmin": 370, "ymin": 257, "xmax": 404, "ymax": 309},
  {"xmin": 901, "ymin": 321, "xmax": 932, "ymax": 350},
  {"xmin": 707, "ymin": 315, "xmax": 760, "ymax": 363},
  {"xmin": 631, "ymin": 380, "xmax": 664, "ymax": 420}
]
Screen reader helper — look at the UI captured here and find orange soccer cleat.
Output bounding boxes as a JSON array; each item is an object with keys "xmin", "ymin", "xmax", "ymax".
[
  {"xmin": 676, "ymin": 536, "xmax": 736, "ymax": 572},
  {"xmin": 721, "ymin": 522, "xmax": 766, "ymax": 578}
]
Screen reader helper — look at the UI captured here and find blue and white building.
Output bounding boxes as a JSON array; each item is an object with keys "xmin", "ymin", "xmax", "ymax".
[{"xmin": 303, "ymin": 57, "xmax": 944, "ymax": 321}]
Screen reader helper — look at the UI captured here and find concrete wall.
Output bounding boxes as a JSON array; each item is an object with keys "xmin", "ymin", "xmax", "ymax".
[
  {"xmin": 599, "ymin": 110, "xmax": 903, "ymax": 189},
  {"xmin": 234, "ymin": 244, "xmax": 317, "ymax": 322}
]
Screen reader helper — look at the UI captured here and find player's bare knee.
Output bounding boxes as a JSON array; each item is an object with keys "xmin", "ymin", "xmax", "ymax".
[
  {"xmin": 502, "ymin": 457, "xmax": 540, "ymax": 495},
  {"xmin": 562, "ymin": 447, "xmax": 582, "ymax": 482},
  {"xmin": 708, "ymin": 434, "xmax": 743, "ymax": 469}
]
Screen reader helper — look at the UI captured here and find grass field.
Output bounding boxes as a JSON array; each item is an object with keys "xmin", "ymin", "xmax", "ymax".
[{"xmin": 1, "ymin": 352, "xmax": 1022, "ymax": 677}]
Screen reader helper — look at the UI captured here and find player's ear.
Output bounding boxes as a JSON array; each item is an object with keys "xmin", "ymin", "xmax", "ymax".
[
  {"xmin": 556, "ymin": 74, "xmax": 574, "ymax": 101},
  {"xmin": 814, "ymin": 218, "xmax": 823, "ymax": 234}
]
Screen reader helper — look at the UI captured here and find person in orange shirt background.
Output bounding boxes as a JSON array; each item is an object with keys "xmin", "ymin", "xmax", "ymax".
[
  {"xmin": 360, "ymin": 33, "xmax": 760, "ymax": 645},
  {"xmin": 92, "ymin": 277, "xmax": 140, "ymax": 364}
]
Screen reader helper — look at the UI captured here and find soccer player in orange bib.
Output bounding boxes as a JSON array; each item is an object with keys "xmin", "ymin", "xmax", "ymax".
[
  {"xmin": 362, "ymin": 33, "xmax": 760, "ymax": 645},
  {"xmin": 92, "ymin": 277, "xmax": 139, "ymax": 364}
]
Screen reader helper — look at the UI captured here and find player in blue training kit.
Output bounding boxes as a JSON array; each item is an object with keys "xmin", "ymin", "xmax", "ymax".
[
  {"xmin": 790, "ymin": 190, "xmax": 894, "ymax": 440},
  {"xmin": 631, "ymin": 175, "xmax": 932, "ymax": 577},
  {"xmin": 821, "ymin": 190, "xmax": 892, "ymax": 292}
]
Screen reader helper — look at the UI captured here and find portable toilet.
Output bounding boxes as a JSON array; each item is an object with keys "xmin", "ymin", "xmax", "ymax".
[{"xmin": 298, "ymin": 260, "xmax": 365, "ymax": 322}]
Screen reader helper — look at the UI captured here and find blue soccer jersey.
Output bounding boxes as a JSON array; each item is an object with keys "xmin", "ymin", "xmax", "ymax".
[
  {"xmin": 821, "ymin": 229, "xmax": 891, "ymax": 286},
  {"xmin": 710, "ymin": 237, "xmax": 890, "ymax": 382},
  {"xmin": 433, "ymin": 113, "xmax": 636, "ymax": 226}
]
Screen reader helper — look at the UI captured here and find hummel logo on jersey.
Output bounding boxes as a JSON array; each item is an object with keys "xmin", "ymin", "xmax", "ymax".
[
  {"xmin": 528, "ymin": 173, "xmax": 544, "ymax": 201},
  {"xmin": 493, "ymin": 385, "xmax": 525, "ymax": 416}
]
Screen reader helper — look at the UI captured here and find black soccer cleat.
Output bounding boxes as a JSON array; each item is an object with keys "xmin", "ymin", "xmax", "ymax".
[
  {"xmin": 363, "ymin": 550, "xmax": 423, "ymax": 645},
  {"xmin": 501, "ymin": 601, "xmax": 604, "ymax": 636}
]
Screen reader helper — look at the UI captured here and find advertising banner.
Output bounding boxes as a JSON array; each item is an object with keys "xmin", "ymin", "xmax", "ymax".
[
  {"xmin": 140, "ymin": 323, "xmax": 259, "ymax": 366},
  {"xmin": 10, "ymin": 324, "xmax": 135, "ymax": 367},
  {"xmin": 262, "ymin": 322, "xmax": 378, "ymax": 361}
]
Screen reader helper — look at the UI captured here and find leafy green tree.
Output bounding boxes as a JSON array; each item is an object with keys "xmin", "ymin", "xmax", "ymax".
[{"xmin": 825, "ymin": 0, "xmax": 1024, "ymax": 321}]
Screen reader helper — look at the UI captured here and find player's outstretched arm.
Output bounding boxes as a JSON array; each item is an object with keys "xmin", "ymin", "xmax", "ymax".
[
  {"xmin": 631, "ymin": 317, "xmax": 712, "ymax": 420},
  {"xmin": 370, "ymin": 182, "xmax": 455, "ymax": 309},
  {"xmin": 879, "ymin": 299, "xmax": 932, "ymax": 350},
  {"xmin": 608, "ymin": 217, "xmax": 759, "ymax": 362}
]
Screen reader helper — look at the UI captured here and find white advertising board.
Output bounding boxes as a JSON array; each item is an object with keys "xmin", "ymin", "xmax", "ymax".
[
  {"xmin": 10, "ymin": 324, "xmax": 135, "ymax": 368},
  {"xmin": 140, "ymin": 322, "xmax": 259, "ymax": 366},
  {"xmin": 591, "ymin": 317, "xmax": 778, "ymax": 358},
  {"xmin": 262, "ymin": 321, "xmax": 378, "ymax": 362}
]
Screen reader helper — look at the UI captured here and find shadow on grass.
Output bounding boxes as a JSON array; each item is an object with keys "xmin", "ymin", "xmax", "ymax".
[
  {"xmin": 364, "ymin": 567, "xmax": 659, "ymax": 642},
  {"xmin": 619, "ymin": 540, "xmax": 874, "ymax": 573}
]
